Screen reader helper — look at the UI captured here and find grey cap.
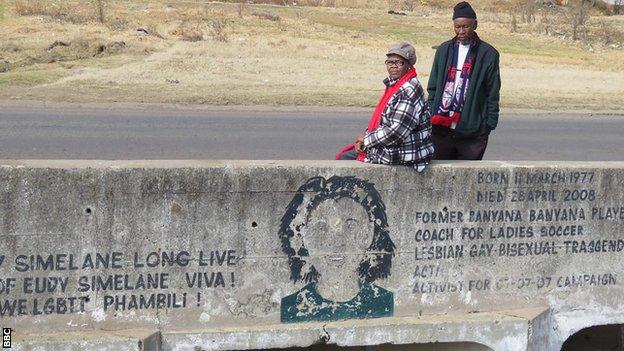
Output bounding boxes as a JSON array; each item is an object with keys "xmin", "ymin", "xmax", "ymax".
[{"xmin": 386, "ymin": 42, "xmax": 416, "ymax": 66}]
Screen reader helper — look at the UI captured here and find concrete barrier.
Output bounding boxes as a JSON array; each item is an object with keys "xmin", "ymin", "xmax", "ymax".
[{"xmin": 0, "ymin": 160, "xmax": 622, "ymax": 351}]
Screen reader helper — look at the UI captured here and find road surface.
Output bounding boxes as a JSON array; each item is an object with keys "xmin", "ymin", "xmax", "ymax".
[{"xmin": 0, "ymin": 105, "xmax": 622, "ymax": 161}]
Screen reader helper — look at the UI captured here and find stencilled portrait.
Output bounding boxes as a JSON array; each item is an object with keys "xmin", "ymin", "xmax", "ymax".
[{"xmin": 278, "ymin": 176, "xmax": 395, "ymax": 323}]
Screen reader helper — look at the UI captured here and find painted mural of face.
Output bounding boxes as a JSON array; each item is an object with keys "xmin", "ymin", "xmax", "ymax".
[
  {"xmin": 278, "ymin": 176, "xmax": 396, "ymax": 323},
  {"xmin": 305, "ymin": 197, "xmax": 374, "ymax": 301}
]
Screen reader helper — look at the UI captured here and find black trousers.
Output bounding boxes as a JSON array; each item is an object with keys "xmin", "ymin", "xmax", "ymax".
[{"xmin": 432, "ymin": 125, "xmax": 490, "ymax": 160}]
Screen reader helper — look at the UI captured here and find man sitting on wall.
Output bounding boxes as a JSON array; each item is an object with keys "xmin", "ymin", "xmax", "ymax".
[{"xmin": 335, "ymin": 42, "xmax": 434, "ymax": 172}]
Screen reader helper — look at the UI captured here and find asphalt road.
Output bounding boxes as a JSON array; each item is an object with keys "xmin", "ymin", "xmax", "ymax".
[{"xmin": 0, "ymin": 105, "xmax": 623, "ymax": 161}]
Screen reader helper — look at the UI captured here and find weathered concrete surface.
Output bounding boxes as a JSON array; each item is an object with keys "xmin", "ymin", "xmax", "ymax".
[
  {"xmin": 162, "ymin": 308, "xmax": 545, "ymax": 351},
  {"xmin": 0, "ymin": 160, "xmax": 623, "ymax": 351},
  {"xmin": 12, "ymin": 329, "xmax": 160, "ymax": 351}
]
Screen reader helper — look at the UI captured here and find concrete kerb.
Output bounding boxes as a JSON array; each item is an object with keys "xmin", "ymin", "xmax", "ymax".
[
  {"xmin": 12, "ymin": 329, "xmax": 160, "ymax": 351},
  {"xmin": 161, "ymin": 308, "xmax": 547, "ymax": 351}
]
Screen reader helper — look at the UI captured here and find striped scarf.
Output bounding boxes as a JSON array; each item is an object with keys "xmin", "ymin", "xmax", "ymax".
[{"xmin": 431, "ymin": 35, "xmax": 480, "ymax": 127}]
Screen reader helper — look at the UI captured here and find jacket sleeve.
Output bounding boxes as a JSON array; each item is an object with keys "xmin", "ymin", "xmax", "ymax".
[
  {"xmin": 363, "ymin": 89, "xmax": 424, "ymax": 149},
  {"xmin": 427, "ymin": 48, "xmax": 442, "ymax": 112},
  {"xmin": 485, "ymin": 50, "xmax": 501, "ymax": 130}
]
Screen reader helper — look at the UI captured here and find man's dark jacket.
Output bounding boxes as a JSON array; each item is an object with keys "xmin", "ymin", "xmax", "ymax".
[{"xmin": 427, "ymin": 37, "xmax": 501, "ymax": 136}]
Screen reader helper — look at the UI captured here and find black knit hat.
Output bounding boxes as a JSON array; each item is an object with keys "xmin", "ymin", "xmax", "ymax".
[{"xmin": 453, "ymin": 1, "xmax": 477, "ymax": 20}]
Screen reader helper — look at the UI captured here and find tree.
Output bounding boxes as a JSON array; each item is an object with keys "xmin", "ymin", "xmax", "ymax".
[{"xmin": 568, "ymin": 0, "xmax": 594, "ymax": 41}]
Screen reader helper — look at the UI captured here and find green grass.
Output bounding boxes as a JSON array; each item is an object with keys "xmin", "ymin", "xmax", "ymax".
[
  {"xmin": 0, "ymin": 68, "xmax": 66, "ymax": 87},
  {"xmin": 492, "ymin": 37, "xmax": 579, "ymax": 58}
]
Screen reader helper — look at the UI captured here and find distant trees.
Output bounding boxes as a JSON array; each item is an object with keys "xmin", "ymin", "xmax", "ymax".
[
  {"xmin": 614, "ymin": 0, "xmax": 623, "ymax": 15},
  {"xmin": 568, "ymin": 0, "xmax": 594, "ymax": 41}
]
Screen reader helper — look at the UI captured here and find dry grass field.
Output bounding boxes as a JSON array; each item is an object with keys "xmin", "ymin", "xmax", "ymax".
[{"xmin": 1, "ymin": 0, "xmax": 623, "ymax": 109}]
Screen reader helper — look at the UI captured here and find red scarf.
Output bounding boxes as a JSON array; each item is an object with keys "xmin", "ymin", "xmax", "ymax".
[{"xmin": 335, "ymin": 67, "xmax": 417, "ymax": 161}]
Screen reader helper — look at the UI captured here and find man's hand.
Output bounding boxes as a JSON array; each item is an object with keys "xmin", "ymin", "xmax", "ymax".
[{"xmin": 354, "ymin": 133, "xmax": 365, "ymax": 152}]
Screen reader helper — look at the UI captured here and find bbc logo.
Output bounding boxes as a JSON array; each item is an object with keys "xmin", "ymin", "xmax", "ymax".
[{"xmin": 2, "ymin": 328, "xmax": 10, "ymax": 349}]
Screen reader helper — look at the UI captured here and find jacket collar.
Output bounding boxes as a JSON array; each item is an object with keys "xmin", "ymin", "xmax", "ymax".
[{"xmin": 383, "ymin": 76, "xmax": 398, "ymax": 87}]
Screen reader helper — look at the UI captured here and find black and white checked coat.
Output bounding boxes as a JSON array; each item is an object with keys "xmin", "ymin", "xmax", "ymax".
[{"xmin": 363, "ymin": 76, "xmax": 434, "ymax": 172}]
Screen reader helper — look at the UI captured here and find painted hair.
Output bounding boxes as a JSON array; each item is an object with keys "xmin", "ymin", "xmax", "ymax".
[{"xmin": 278, "ymin": 176, "xmax": 395, "ymax": 284}]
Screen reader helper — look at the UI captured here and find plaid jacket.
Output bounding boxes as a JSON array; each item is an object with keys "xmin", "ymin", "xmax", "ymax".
[{"xmin": 363, "ymin": 76, "xmax": 434, "ymax": 172}]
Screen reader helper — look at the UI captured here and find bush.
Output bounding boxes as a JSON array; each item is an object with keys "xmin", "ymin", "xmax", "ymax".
[
  {"xmin": 614, "ymin": 0, "xmax": 624, "ymax": 15},
  {"xmin": 170, "ymin": 23, "xmax": 205, "ymax": 42},
  {"xmin": 252, "ymin": 12, "xmax": 281, "ymax": 21},
  {"xmin": 94, "ymin": 0, "xmax": 106, "ymax": 23},
  {"xmin": 14, "ymin": 0, "xmax": 63, "ymax": 18},
  {"xmin": 401, "ymin": 0, "xmax": 416, "ymax": 12},
  {"xmin": 209, "ymin": 18, "xmax": 229, "ymax": 42},
  {"xmin": 13, "ymin": 0, "xmax": 100, "ymax": 24},
  {"xmin": 596, "ymin": 20, "xmax": 624, "ymax": 47},
  {"xmin": 567, "ymin": 0, "xmax": 593, "ymax": 41},
  {"xmin": 181, "ymin": 29, "xmax": 204, "ymax": 42}
]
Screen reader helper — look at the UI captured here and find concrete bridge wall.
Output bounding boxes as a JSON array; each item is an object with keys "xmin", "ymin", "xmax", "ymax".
[{"xmin": 0, "ymin": 160, "xmax": 622, "ymax": 351}]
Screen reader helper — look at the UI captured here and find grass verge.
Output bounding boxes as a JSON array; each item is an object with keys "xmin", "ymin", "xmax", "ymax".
[{"xmin": 0, "ymin": 0, "xmax": 623, "ymax": 110}]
